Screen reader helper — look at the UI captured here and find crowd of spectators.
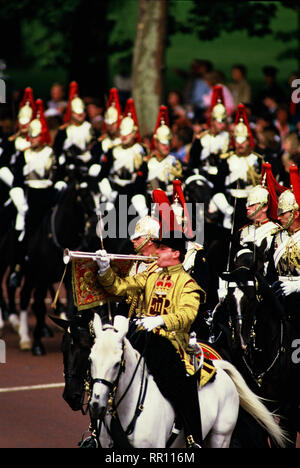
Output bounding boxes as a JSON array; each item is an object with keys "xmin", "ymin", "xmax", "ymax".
[{"xmin": 1, "ymin": 59, "xmax": 300, "ymax": 177}]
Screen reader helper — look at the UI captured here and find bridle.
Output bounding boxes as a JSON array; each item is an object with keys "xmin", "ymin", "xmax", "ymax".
[{"xmin": 89, "ymin": 325, "xmax": 149, "ymax": 447}]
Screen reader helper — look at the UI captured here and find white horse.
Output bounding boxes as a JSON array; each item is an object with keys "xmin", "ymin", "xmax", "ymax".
[{"xmin": 89, "ymin": 314, "xmax": 286, "ymax": 448}]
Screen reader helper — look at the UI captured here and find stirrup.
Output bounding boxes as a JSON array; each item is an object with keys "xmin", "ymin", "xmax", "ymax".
[{"xmin": 186, "ymin": 434, "xmax": 201, "ymax": 449}]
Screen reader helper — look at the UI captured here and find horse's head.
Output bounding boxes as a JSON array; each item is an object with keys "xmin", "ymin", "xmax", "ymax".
[
  {"xmin": 235, "ymin": 239, "xmax": 268, "ymax": 274},
  {"xmin": 89, "ymin": 314, "xmax": 129, "ymax": 420},
  {"xmin": 220, "ymin": 266, "xmax": 258, "ymax": 352},
  {"xmin": 50, "ymin": 313, "xmax": 94, "ymax": 411}
]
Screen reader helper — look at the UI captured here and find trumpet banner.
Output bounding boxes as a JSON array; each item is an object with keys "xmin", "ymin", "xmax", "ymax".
[{"xmin": 72, "ymin": 257, "xmax": 133, "ymax": 311}]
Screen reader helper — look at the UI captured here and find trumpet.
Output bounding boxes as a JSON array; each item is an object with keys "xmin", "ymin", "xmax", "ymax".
[{"xmin": 63, "ymin": 248, "xmax": 158, "ymax": 265}]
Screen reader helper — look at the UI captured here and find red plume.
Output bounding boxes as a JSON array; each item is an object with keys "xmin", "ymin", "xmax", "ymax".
[
  {"xmin": 35, "ymin": 99, "xmax": 51, "ymax": 145},
  {"xmin": 151, "ymin": 105, "xmax": 170, "ymax": 149},
  {"xmin": 123, "ymin": 98, "xmax": 141, "ymax": 142},
  {"xmin": 152, "ymin": 189, "xmax": 181, "ymax": 239},
  {"xmin": 103, "ymin": 88, "xmax": 122, "ymax": 130},
  {"xmin": 207, "ymin": 85, "xmax": 226, "ymax": 126},
  {"xmin": 172, "ymin": 179, "xmax": 193, "ymax": 238},
  {"xmin": 234, "ymin": 103, "xmax": 255, "ymax": 148},
  {"xmin": 64, "ymin": 81, "xmax": 79, "ymax": 123},
  {"xmin": 210, "ymin": 85, "xmax": 225, "ymax": 112},
  {"xmin": 289, "ymin": 164, "xmax": 300, "ymax": 208},
  {"xmin": 20, "ymin": 87, "xmax": 36, "ymax": 117},
  {"xmin": 261, "ymin": 163, "xmax": 287, "ymax": 219}
]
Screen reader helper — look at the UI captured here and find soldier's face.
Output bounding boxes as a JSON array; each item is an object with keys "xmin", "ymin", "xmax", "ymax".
[
  {"xmin": 246, "ymin": 203, "xmax": 267, "ymax": 221},
  {"xmin": 30, "ymin": 135, "xmax": 42, "ymax": 149},
  {"xmin": 157, "ymin": 141, "xmax": 170, "ymax": 156},
  {"xmin": 211, "ymin": 120, "xmax": 226, "ymax": 134},
  {"xmin": 132, "ymin": 237, "xmax": 157, "ymax": 257},
  {"xmin": 235, "ymin": 140, "xmax": 251, "ymax": 156},
  {"xmin": 278, "ymin": 210, "xmax": 293, "ymax": 227},
  {"xmin": 156, "ymin": 245, "xmax": 180, "ymax": 267},
  {"xmin": 71, "ymin": 112, "xmax": 86, "ymax": 125},
  {"xmin": 121, "ymin": 132, "xmax": 135, "ymax": 146}
]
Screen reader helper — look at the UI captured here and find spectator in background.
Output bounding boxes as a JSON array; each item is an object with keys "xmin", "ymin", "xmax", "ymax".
[
  {"xmin": 228, "ymin": 64, "xmax": 252, "ymax": 108},
  {"xmin": 170, "ymin": 125, "xmax": 193, "ymax": 164},
  {"xmin": 280, "ymin": 132, "xmax": 300, "ymax": 185},
  {"xmin": 174, "ymin": 59, "xmax": 213, "ymax": 120},
  {"xmin": 274, "ymin": 105, "xmax": 292, "ymax": 142},
  {"xmin": 288, "ymin": 72, "xmax": 300, "ymax": 128},
  {"xmin": 46, "ymin": 82, "xmax": 67, "ymax": 117},
  {"xmin": 167, "ymin": 90, "xmax": 186, "ymax": 127},
  {"xmin": 86, "ymin": 98, "xmax": 104, "ymax": 135},
  {"xmin": 202, "ymin": 70, "xmax": 235, "ymax": 117}
]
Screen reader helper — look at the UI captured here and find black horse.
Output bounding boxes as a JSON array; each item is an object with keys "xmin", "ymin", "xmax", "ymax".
[
  {"xmin": 210, "ymin": 249, "xmax": 297, "ymax": 447},
  {"xmin": 18, "ymin": 181, "xmax": 97, "ymax": 355}
]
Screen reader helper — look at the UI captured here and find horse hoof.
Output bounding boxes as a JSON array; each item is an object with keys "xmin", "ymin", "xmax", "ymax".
[
  {"xmin": 20, "ymin": 339, "xmax": 32, "ymax": 351},
  {"xmin": 40, "ymin": 325, "xmax": 54, "ymax": 338},
  {"xmin": 32, "ymin": 342, "xmax": 46, "ymax": 356}
]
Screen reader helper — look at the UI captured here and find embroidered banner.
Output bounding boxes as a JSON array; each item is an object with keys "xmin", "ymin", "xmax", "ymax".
[{"xmin": 72, "ymin": 257, "xmax": 133, "ymax": 311}]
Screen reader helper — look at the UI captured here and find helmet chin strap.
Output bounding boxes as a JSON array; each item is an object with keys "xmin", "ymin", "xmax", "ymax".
[
  {"xmin": 134, "ymin": 234, "xmax": 152, "ymax": 254},
  {"xmin": 282, "ymin": 210, "xmax": 295, "ymax": 231},
  {"xmin": 248, "ymin": 202, "xmax": 265, "ymax": 220}
]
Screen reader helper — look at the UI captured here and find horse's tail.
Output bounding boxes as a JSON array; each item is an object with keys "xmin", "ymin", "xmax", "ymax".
[{"xmin": 213, "ymin": 360, "xmax": 287, "ymax": 448}]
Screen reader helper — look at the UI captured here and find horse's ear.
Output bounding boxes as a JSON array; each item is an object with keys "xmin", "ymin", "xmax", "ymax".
[
  {"xmin": 113, "ymin": 315, "xmax": 129, "ymax": 337},
  {"xmin": 48, "ymin": 315, "xmax": 70, "ymax": 332},
  {"xmin": 93, "ymin": 313, "xmax": 103, "ymax": 338}
]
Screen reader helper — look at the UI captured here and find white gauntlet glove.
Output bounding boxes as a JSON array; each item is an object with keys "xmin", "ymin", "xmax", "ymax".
[
  {"xmin": 94, "ymin": 249, "xmax": 110, "ymax": 276},
  {"xmin": 280, "ymin": 278, "xmax": 300, "ymax": 296},
  {"xmin": 138, "ymin": 316, "xmax": 165, "ymax": 331}
]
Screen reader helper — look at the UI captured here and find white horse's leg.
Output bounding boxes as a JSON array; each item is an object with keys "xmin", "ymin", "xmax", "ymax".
[
  {"xmin": 208, "ymin": 432, "xmax": 232, "ymax": 448},
  {"xmin": 199, "ymin": 367, "xmax": 239, "ymax": 448},
  {"xmin": 18, "ymin": 310, "xmax": 31, "ymax": 351}
]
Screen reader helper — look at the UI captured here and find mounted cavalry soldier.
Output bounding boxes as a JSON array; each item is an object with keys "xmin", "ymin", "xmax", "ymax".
[
  {"xmin": 209, "ymin": 103, "xmax": 264, "ymax": 231},
  {"xmin": 10, "ymin": 98, "xmax": 55, "ymax": 241},
  {"xmin": 95, "ymin": 198, "xmax": 207, "ymax": 448},
  {"xmin": 95, "ymin": 88, "xmax": 122, "ymax": 156},
  {"xmin": 89, "ymin": 88, "xmax": 122, "ymax": 195},
  {"xmin": 268, "ymin": 165, "xmax": 300, "ymax": 314},
  {"xmin": 231, "ymin": 163, "xmax": 283, "ymax": 275},
  {"xmin": 146, "ymin": 105, "xmax": 182, "ymax": 197},
  {"xmin": 97, "ymin": 98, "xmax": 148, "ymax": 214},
  {"xmin": 186, "ymin": 85, "xmax": 230, "ymax": 187},
  {"xmin": 53, "ymin": 81, "xmax": 96, "ymax": 183},
  {"xmin": 0, "ymin": 88, "xmax": 35, "ymax": 208},
  {"xmin": 267, "ymin": 164, "xmax": 300, "ymax": 440}
]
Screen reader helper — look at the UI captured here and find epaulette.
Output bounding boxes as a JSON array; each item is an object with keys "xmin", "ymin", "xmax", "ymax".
[
  {"xmin": 251, "ymin": 151, "xmax": 264, "ymax": 160},
  {"xmin": 8, "ymin": 132, "xmax": 20, "ymax": 142},
  {"xmin": 98, "ymin": 133, "xmax": 108, "ymax": 142},
  {"xmin": 196, "ymin": 129, "xmax": 209, "ymax": 139},
  {"xmin": 58, "ymin": 123, "xmax": 69, "ymax": 131},
  {"xmin": 220, "ymin": 150, "xmax": 235, "ymax": 159},
  {"xmin": 239, "ymin": 223, "xmax": 251, "ymax": 232}
]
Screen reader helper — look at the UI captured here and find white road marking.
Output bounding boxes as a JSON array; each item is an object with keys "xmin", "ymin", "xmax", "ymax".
[{"xmin": 0, "ymin": 383, "xmax": 64, "ymax": 393}]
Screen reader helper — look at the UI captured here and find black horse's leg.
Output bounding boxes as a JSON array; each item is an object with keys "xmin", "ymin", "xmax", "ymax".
[
  {"xmin": 16, "ymin": 275, "xmax": 33, "ymax": 351},
  {"xmin": 31, "ymin": 283, "xmax": 50, "ymax": 356}
]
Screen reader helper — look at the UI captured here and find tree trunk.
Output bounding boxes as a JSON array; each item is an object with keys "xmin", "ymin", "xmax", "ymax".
[{"xmin": 132, "ymin": 0, "xmax": 167, "ymax": 137}]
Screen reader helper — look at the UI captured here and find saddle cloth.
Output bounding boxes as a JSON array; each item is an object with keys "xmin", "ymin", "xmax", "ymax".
[{"xmin": 195, "ymin": 342, "xmax": 222, "ymax": 388}]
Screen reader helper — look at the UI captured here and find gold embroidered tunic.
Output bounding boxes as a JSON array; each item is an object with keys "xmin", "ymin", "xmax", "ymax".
[{"xmin": 98, "ymin": 263, "xmax": 204, "ymax": 374}]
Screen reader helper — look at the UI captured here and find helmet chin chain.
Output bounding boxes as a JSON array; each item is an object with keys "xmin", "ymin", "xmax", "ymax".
[
  {"xmin": 248, "ymin": 202, "xmax": 265, "ymax": 220},
  {"xmin": 134, "ymin": 234, "xmax": 152, "ymax": 254}
]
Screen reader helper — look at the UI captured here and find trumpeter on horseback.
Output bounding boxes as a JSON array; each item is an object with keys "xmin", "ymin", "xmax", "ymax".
[{"xmin": 95, "ymin": 204, "xmax": 206, "ymax": 448}]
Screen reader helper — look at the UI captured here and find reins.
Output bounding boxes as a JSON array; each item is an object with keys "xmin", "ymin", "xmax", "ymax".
[{"xmin": 89, "ymin": 328, "xmax": 151, "ymax": 448}]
